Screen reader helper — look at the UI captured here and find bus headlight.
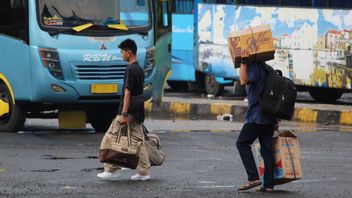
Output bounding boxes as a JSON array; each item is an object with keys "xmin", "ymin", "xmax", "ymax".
[
  {"xmin": 39, "ymin": 48, "xmax": 64, "ymax": 80},
  {"xmin": 144, "ymin": 46, "xmax": 156, "ymax": 77}
]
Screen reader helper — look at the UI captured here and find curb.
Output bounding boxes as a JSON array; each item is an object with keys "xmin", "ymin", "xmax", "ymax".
[{"xmin": 145, "ymin": 101, "xmax": 352, "ymax": 126}]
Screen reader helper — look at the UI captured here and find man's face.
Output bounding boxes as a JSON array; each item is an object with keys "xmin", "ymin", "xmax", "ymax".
[{"xmin": 120, "ymin": 49, "xmax": 132, "ymax": 62}]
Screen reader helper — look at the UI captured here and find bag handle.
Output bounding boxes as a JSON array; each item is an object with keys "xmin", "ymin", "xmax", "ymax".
[{"xmin": 116, "ymin": 122, "xmax": 132, "ymax": 146}]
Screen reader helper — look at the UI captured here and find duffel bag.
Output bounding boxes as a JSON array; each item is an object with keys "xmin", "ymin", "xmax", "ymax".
[
  {"xmin": 142, "ymin": 125, "xmax": 166, "ymax": 166},
  {"xmin": 99, "ymin": 118, "xmax": 143, "ymax": 169}
]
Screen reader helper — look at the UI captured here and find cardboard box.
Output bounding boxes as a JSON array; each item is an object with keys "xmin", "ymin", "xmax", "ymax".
[
  {"xmin": 228, "ymin": 24, "xmax": 275, "ymax": 68},
  {"xmin": 255, "ymin": 131, "xmax": 303, "ymax": 185}
]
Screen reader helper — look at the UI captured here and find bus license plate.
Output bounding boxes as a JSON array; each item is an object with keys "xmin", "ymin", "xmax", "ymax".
[{"xmin": 91, "ymin": 84, "xmax": 118, "ymax": 94}]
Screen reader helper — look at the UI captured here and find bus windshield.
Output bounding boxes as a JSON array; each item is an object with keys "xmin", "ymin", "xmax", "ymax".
[{"xmin": 37, "ymin": 0, "xmax": 150, "ymax": 31}]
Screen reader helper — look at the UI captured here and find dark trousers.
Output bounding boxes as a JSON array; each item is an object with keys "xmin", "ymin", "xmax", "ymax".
[{"xmin": 236, "ymin": 123, "xmax": 275, "ymax": 188}]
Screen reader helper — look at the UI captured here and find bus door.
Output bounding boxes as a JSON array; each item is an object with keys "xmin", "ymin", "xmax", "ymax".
[{"xmin": 152, "ymin": 0, "xmax": 172, "ymax": 105}]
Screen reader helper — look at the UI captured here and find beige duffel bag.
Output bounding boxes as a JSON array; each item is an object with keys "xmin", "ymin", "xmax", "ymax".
[
  {"xmin": 142, "ymin": 125, "xmax": 166, "ymax": 166},
  {"xmin": 99, "ymin": 118, "xmax": 143, "ymax": 169}
]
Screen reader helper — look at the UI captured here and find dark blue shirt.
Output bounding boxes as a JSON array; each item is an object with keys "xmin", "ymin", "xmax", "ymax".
[{"xmin": 245, "ymin": 62, "xmax": 276, "ymax": 125}]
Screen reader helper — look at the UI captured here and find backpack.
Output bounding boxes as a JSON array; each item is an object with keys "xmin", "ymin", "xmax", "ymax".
[{"xmin": 258, "ymin": 64, "xmax": 297, "ymax": 120}]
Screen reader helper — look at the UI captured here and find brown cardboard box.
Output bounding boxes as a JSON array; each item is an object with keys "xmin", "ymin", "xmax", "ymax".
[
  {"xmin": 255, "ymin": 131, "xmax": 303, "ymax": 185},
  {"xmin": 228, "ymin": 24, "xmax": 275, "ymax": 68}
]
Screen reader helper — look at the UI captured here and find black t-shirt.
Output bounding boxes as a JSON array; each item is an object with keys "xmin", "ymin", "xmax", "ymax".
[{"xmin": 118, "ymin": 62, "xmax": 145, "ymax": 123}]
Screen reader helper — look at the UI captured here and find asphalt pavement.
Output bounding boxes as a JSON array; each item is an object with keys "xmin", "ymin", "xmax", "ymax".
[{"xmin": 1, "ymin": 119, "xmax": 352, "ymax": 198}]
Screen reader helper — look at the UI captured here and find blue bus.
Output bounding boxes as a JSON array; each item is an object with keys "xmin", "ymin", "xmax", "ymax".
[
  {"xmin": 168, "ymin": 0, "xmax": 195, "ymax": 90},
  {"xmin": 0, "ymin": 0, "xmax": 172, "ymax": 132},
  {"xmin": 171, "ymin": 0, "xmax": 352, "ymax": 100}
]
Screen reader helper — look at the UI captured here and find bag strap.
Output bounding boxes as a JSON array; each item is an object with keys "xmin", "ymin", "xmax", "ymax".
[
  {"xmin": 116, "ymin": 121, "xmax": 122, "ymax": 143},
  {"xmin": 125, "ymin": 123, "xmax": 130, "ymax": 146},
  {"xmin": 284, "ymin": 136, "xmax": 297, "ymax": 179},
  {"xmin": 142, "ymin": 124, "xmax": 150, "ymax": 141}
]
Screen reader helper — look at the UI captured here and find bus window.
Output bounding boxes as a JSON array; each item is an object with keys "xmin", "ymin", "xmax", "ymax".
[
  {"xmin": 264, "ymin": 0, "xmax": 280, "ymax": 6},
  {"xmin": 137, "ymin": 0, "xmax": 145, "ymax": 6},
  {"xmin": 163, "ymin": 1, "xmax": 169, "ymax": 26},
  {"xmin": 329, "ymin": 0, "xmax": 352, "ymax": 9},
  {"xmin": 312, "ymin": 0, "xmax": 352, "ymax": 9},
  {"xmin": 0, "ymin": 0, "xmax": 28, "ymax": 42},
  {"xmin": 235, "ymin": 0, "xmax": 263, "ymax": 5},
  {"xmin": 312, "ymin": 0, "xmax": 328, "ymax": 8},
  {"xmin": 215, "ymin": 0, "xmax": 234, "ymax": 4},
  {"xmin": 172, "ymin": 0, "xmax": 194, "ymax": 14},
  {"xmin": 280, "ymin": 0, "xmax": 311, "ymax": 7}
]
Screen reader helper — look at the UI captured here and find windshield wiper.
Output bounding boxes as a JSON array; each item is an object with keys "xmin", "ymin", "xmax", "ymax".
[
  {"xmin": 106, "ymin": 20, "xmax": 148, "ymax": 36},
  {"xmin": 48, "ymin": 23, "xmax": 94, "ymax": 36}
]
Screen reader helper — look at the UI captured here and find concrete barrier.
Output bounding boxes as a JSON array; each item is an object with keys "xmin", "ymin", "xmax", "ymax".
[{"xmin": 145, "ymin": 100, "xmax": 352, "ymax": 126}]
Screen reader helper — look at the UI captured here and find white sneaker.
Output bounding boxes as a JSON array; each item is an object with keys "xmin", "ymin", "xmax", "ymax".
[
  {"xmin": 97, "ymin": 171, "xmax": 120, "ymax": 180},
  {"xmin": 131, "ymin": 174, "xmax": 151, "ymax": 181}
]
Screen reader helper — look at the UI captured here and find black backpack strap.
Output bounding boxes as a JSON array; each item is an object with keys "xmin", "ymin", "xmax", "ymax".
[{"xmin": 252, "ymin": 62, "xmax": 271, "ymax": 103}]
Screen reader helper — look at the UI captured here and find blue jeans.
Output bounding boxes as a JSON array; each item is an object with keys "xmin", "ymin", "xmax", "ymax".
[{"xmin": 236, "ymin": 123, "xmax": 275, "ymax": 188}]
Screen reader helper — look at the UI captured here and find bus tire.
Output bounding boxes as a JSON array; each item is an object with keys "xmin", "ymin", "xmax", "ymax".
[
  {"xmin": 309, "ymin": 89, "xmax": 343, "ymax": 102},
  {"xmin": 167, "ymin": 80, "xmax": 188, "ymax": 90},
  {"xmin": 205, "ymin": 74, "xmax": 224, "ymax": 96},
  {"xmin": 88, "ymin": 106, "xmax": 118, "ymax": 133},
  {"xmin": 0, "ymin": 83, "xmax": 26, "ymax": 132},
  {"xmin": 195, "ymin": 71, "xmax": 205, "ymax": 91}
]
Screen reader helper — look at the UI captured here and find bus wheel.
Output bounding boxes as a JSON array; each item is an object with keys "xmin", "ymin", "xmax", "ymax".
[
  {"xmin": 0, "ymin": 83, "xmax": 26, "ymax": 132},
  {"xmin": 309, "ymin": 89, "xmax": 343, "ymax": 102},
  {"xmin": 205, "ymin": 74, "xmax": 224, "ymax": 96},
  {"xmin": 167, "ymin": 80, "xmax": 188, "ymax": 90},
  {"xmin": 88, "ymin": 106, "xmax": 118, "ymax": 133}
]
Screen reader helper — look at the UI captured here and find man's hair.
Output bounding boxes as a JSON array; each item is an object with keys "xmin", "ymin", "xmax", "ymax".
[{"xmin": 118, "ymin": 39, "xmax": 137, "ymax": 55}]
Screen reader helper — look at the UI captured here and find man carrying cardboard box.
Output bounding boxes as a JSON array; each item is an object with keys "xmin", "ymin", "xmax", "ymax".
[{"xmin": 236, "ymin": 54, "xmax": 278, "ymax": 192}]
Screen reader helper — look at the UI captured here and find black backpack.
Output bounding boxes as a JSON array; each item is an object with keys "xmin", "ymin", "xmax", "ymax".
[{"xmin": 258, "ymin": 64, "xmax": 297, "ymax": 120}]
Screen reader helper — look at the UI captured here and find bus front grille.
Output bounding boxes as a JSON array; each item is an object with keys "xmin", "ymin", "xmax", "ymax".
[{"xmin": 74, "ymin": 64, "xmax": 127, "ymax": 80}]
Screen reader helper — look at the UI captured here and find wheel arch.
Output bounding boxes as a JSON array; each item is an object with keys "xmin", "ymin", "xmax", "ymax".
[{"xmin": 0, "ymin": 73, "xmax": 15, "ymax": 104}]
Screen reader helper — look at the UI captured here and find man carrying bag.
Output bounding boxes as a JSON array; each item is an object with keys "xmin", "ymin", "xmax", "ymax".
[{"xmin": 97, "ymin": 39, "xmax": 151, "ymax": 181}]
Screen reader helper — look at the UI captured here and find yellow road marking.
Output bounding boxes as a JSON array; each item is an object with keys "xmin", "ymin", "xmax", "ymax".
[
  {"xmin": 170, "ymin": 102, "xmax": 191, "ymax": 114},
  {"xmin": 210, "ymin": 103, "xmax": 232, "ymax": 115},
  {"xmin": 294, "ymin": 108, "xmax": 318, "ymax": 122},
  {"xmin": 340, "ymin": 112, "xmax": 352, "ymax": 125},
  {"xmin": 144, "ymin": 101, "xmax": 152, "ymax": 112}
]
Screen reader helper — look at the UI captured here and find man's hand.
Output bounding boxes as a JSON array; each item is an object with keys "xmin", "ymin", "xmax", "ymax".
[
  {"xmin": 119, "ymin": 116, "xmax": 128, "ymax": 125},
  {"xmin": 274, "ymin": 123, "xmax": 279, "ymax": 131}
]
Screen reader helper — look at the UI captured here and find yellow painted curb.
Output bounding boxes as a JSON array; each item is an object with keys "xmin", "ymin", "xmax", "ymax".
[
  {"xmin": 210, "ymin": 103, "xmax": 232, "ymax": 115},
  {"xmin": 170, "ymin": 102, "xmax": 191, "ymax": 114},
  {"xmin": 340, "ymin": 111, "xmax": 352, "ymax": 125},
  {"xmin": 294, "ymin": 108, "xmax": 318, "ymax": 122},
  {"xmin": 144, "ymin": 101, "xmax": 152, "ymax": 113}
]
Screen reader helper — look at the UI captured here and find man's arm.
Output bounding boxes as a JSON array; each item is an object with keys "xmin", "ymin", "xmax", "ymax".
[
  {"xmin": 122, "ymin": 88, "xmax": 131, "ymax": 113},
  {"xmin": 239, "ymin": 63, "xmax": 249, "ymax": 86},
  {"xmin": 119, "ymin": 88, "xmax": 131, "ymax": 124}
]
